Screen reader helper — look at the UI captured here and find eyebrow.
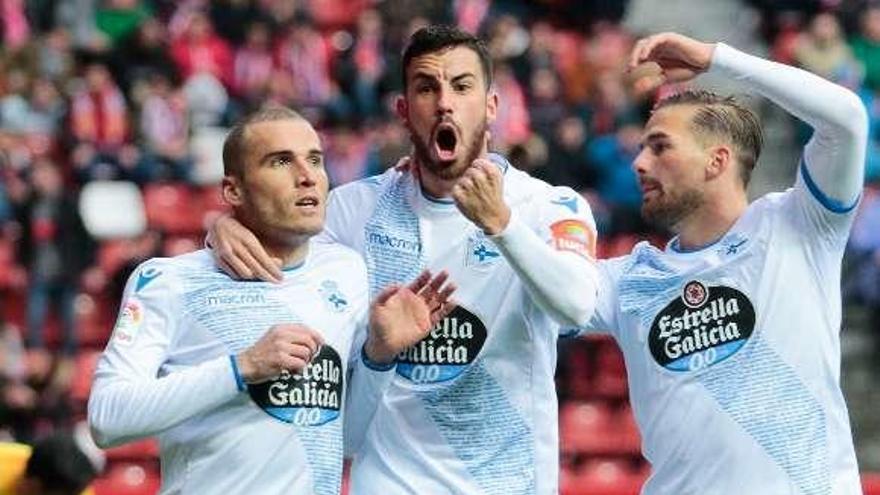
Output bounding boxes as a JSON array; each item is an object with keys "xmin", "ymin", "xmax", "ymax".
[
  {"xmin": 259, "ymin": 149, "xmax": 323, "ymax": 163},
  {"xmin": 640, "ymin": 131, "xmax": 669, "ymax": 147}
]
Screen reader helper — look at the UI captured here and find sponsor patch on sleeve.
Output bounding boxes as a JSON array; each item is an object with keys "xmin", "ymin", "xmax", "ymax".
[
  {"xmin": 112, "ymin": 298, "xmax": 144, "ymax": 347},
  {"xmin": 549, "ymin": 219, "xmax": 596, "ymax": 259}
]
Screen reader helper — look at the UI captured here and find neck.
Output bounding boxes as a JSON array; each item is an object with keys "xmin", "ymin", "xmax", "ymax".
[
  {"xmin": 674, "ymin": 193, "xmax": 748, "ymax": 251},
  {"xmin": 264, "ymin": 236, "xmax": 310, "ymax": 269},
  {"xmin": 418, "ymin": 165, "xmax": 459, "ymax": 198}
]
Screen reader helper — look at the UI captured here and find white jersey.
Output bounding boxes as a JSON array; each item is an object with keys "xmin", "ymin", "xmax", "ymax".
[
  {"xmin": 88, "ymin": 243, "xmax": 378, "ymax": 495},
  {"xmin": 582, "ymin": 43, "xmax": 866, "ymax": 495},
  {"xmin": 322, "ymin": 155, "xmax": 597, "ymax": 494}
]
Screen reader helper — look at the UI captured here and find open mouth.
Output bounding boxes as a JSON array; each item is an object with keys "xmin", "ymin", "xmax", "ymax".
[
  {"xmin": 294, "ymin": 197, "xmax": 319, "ymax": 208},
  {"xmin": 433, "ymin": 124, "xmax": 458, "ymax": 161}
]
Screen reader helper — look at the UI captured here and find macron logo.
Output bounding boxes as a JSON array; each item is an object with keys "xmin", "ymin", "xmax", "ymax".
[
  {"xmin": 135, "ymin": 268, "xmax": 162, "ymax": 293},
  {"xmin": 551, "ymin": 197, "xmax": 579, "ymax": 214},
  {"xmin": 367, "ymin": 231, "xmax": 422, "ymax": 253}
]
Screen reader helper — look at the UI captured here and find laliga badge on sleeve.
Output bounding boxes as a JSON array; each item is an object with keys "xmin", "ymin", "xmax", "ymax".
[
  {"xmin": 112, "ymin": 298, "xmax": 144, "ymax": 347},
  {"xmin": 549, "ymin": 219, "xmax": 596, "ymax": 259}
]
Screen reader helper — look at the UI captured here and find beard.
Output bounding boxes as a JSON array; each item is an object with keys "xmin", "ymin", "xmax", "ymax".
[
  {"xmin": 408, "ymin": 118, "xmax": 488, "ymax": 181},
  {"xmin": 641, "ymin": 186, "xmax": 705, "ymax": 230}
]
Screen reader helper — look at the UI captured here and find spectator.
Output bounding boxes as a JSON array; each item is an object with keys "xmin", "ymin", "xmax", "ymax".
[
  {"xmin": 232, "ymin": 21, "xmax": 275, "ymax": 107},
  {"xmin": 850, "ymin": 5, "xmax": 880, "ymax": 92},
  {"xmin": 139, "ymin": 73, "xmax": 193, "ymax": 183},
  {"xmin": 15, "ymin": 161, "xmax": 95, "ymax": 356},
  {"xmin": 491, "ymin": 63, "xmax": 531, "ymax": 150},
  {"xmin": 794, "ymin": 11, "xmax": 861, "ymax": 84},
  {"xmin": 587, "ymin": 121, "xmax": 647, "ymax": 235},
  {"xmin": 0, "ymin": 424, "xmax": 104, "ymax": 495},
  {"xmin": 170, "ymin": 11, "xmax": 233, "ymax": 88},
  {"xmin": 274, "ymin": 18, "xmax": 333, "ymax": 109},
  {"xmin": 95, "ymin": 0, "xmax": 152, "ymax": 48},
  {"xmin": 69, "ymin": 61, "xmax": 138, "ymax": 183},
  {"xmin": 544, "ymin": 114, "xmax": 596, "ymax": 191},
  {"xmin": 109, "ymin": 17, "xmax": 178, "ymax": 97}
]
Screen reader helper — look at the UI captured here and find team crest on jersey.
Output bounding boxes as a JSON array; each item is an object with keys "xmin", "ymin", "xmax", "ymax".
[
  {"xmin": 318, "ymin": 280, "xmax": 348, "ymax": 313},
  {"xmin": 112, "ymin": 298, "xmax": 144, "ymax": 347},
  {"xmin": 465, "ymin": 231, "xmax": 501, "ymax": 268},
  {"xmin": 396, "ymin": 305, "xmax": 487, "ymax": 384},
  {"xmin": 249, "ymin": 345, "xmax": 343, "ymax": 426},
  {"xmin": 649, "ymin": 281, "xmax": 755, "ymax": 372}
]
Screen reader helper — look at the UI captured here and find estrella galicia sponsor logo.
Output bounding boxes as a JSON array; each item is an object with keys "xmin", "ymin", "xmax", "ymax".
[
  {"xmin": 649, "ymin": 281, "xmax": 755, "ymax": 372},
  {"xmin": 248, "ymin": 345, "xmax": 343, "ymax": 426},
  {"xmin": 365, "ymin": 226, "xmax": 422, "ymax": 253},
  {"xmin": 396, "ymin": 305, "xmax": 487, "ymax": 384},
  {"xmin": 465, "ymin": 231, "xmax": 501, "ymax": 268},
  {"xmin": 318, "ymin": 280, "xmax": 348, "ymax": 313}
]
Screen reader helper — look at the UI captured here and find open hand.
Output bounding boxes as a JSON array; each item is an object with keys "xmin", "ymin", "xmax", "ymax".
[{"xmin": 366, "ymin": 270, "xmax": 457, "ymax": 363}]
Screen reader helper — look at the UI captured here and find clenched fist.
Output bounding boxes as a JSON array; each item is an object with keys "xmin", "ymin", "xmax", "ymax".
[
  {"xmin": 452, "ymin": 159, "xmax": 511, "ymax": 235},
  {"xmin": 236, "ymin": 324, "xmax": 324, "ymax": 384}
]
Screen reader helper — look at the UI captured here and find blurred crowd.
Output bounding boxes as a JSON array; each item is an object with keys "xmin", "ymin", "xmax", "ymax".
[{"xmin": 1, "ymin": 0, "xmax": 880, "ymax": 485}]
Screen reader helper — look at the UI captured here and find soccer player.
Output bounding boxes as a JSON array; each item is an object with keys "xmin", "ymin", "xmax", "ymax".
[
  {"xmin": 581, "ymin": 32, "xmax": 866, "ymax": 493},
  {"xmin": 87, "ymin": 107, "xmax": 456, "ymax": 494},
  {"xmin": 209, "ymin": 26, "xmax": 600, "ymax": 493}
]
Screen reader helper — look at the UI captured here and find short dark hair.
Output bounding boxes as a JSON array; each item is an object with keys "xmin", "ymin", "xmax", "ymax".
[
  {"xmin": 401, "ymin": 25, "xmax": 493, "ymax": 91},
  {"xmin": 222, "ymin": 106, "xmax": 307, "ymax": 177},
  {"xmin": 654, "ymin": 90, "xmax": 763, "ymax": 186},
  {"xmin": 26, "ymin": 431, "xmax": 98, "ymax": 494}
]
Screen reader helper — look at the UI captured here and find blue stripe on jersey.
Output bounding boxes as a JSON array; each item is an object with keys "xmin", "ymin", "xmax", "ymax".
[
  {"xmin": 618, "ymin": 244, "xmax": 684, "ymax": 328},
  {"xmin": 180, "ymin": 272, "xmax": 344, "ymax": 494},
  {"xmin": 699, "ymin": 336, "xmax": 830, "ymax": 495},
  {"xmin": 364, "ymin": 177, "xmax": 426, "ymax": 295},
  {"xmin": 800, "ymin": 158, "xmax": 859, "ymax": 214},
  {"xmin": 298, "ymin": 422, "xmax": 344, "ymax": 495},
  {"xmin": 417, "ymin": 362, "xmax": 535, "ymax": 495}
]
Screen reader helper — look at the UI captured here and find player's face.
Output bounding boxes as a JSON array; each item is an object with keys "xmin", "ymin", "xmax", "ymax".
[
  {"xmin": 398, "ymin": 46, "xmax": 498, "ymax": 180},
  {"xmin": 633, "ymin": 105, "xmax": 708, "ymax": 229},
  {"xmin": 229, "ymin": 119, "xmax": 328, "ymax": 242}
]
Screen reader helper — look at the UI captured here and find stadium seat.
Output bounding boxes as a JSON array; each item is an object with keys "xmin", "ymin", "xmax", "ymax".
[
  {"xmin": 79, "ymin": 181, "xmax": 146, "ymax": 240},
  {"xmin": 98, "ymin": 239, "xmax": 133, "ymax": 279},
  {"xmin": 559, "ymin": 401, "xmax": 618, "ymax": 455},
  {"xmin": 105, "ymin": 438, "xmax": 160, "ymax": 462},
  {"xmin": 561, "ymin": 459, "xmax": 639, "ymax": 495},
  {"xmin": 143, "ymin": 184, "xmax": 203, "ymax": 235},
  {"xmin": 593, "ymin": 341, "xmax": 628, "ymax": 399},
  {"xmin": 92, "ymin": 462, "xmax": 160, "ymax": 495},
  {"xmin": 75, "ymin": 293, "xmax": 112, "ymax": 348},
  {"xmin": 864, "ymin": 472, "xmax": 880, "ymax": 495},
  {"xmin": 70, "ymin": 349, "xmax": 102, "ymax": 404},
  {"xmin": 190, "ymin": 126, "xmax": 228, "ymax": 186}
]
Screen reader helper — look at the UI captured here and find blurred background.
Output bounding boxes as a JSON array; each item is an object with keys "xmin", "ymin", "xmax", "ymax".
[{"xmin": 0, "ymin": 0, "xmax": 879, "ymax": 493}]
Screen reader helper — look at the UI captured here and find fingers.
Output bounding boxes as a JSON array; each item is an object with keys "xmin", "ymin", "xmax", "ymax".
[
  {"xmin": 431, "ymin": 299, "xmax": 457, "ymax": 326},
  {"xmin": 407, "ymin": 271, "xmax": 432, "ymax": 294},
  {"xmin": 437, "ymin": 281, "xmax": 457, "ymax": 305},
  {"xmin": 422, "ymin": 270, "xmax": 450, "ymax": 300},
  {"xmin": 374, "ymin": 284, "xmax": 402, "ymax": 305}
]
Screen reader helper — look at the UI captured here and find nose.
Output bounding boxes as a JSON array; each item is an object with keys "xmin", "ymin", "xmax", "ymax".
[
  {"xmin": 293, "ymin": 158, "xmax": 318, "ymax": 187},
  {"xmin": 436, "ymin": 86, "xmax": 453, "ymax": 116},
  {"xmin": 632, "ymin": 147, "xmax": 650, "ymax": 176}
]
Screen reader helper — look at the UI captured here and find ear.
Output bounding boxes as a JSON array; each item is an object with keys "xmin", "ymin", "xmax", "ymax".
[
  {"xmin": 395, "ymin": 95, "xmax": 409, "ymax": 126},
  {"xmin": 705, "ymin": 145, "xmax": 732, "ymax": 181},
  {"xmin": 221, "ymin": 175, "xmax": 244, "ymax": 207},
  {"xmin": 486, "ymin": 89, "xmax": 498, "ymax": 126}
]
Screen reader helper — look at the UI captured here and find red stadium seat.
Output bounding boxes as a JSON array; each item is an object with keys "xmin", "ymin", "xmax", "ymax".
[
  {"xmin": 559, "ymin": 401, "xmax": 618, "ymax": 455},
  {"xmin": 864, "ymin": 472, "xmax": 880, "ymax": 495},
  {"xmin": 563, "ymin": 459, "xmax": 643, "ymax": 495},
  {"xmin": 70, "ymin": 350, "xmax": 102, "ymax": 404},
  {"xmin": 92, "ymin": 462, "xmax": 160, "ymax": 495},
  {"xmin": 143, "ymin": 184, "xmax": 203, "ymax": 235},
  {"xmin": 593, "ymin": 342, "xmax": 628, "ymax": 399},
  {"xmin": 105, "ymin": 438, "xmax": 160, "ymax": 461}
]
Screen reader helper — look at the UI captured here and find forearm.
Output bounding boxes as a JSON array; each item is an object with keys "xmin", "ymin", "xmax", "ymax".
[
  {"xmin": 710, "ymin": 43, "xmax": 867, "ymax": 203},
  {"xmin": 490, "ymin": 214, "xmax": 599, "ymax": 327},
  {"xmin": 88, "ymin": 355, "xmax": 242, "ymax": 448}
]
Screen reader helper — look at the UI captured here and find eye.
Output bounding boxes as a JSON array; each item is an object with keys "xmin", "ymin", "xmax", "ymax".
[
  {"xmin": 308, "ymin": 154, "xmax": 323, "ymax": 167},
  {"xmin": 270, "ymin": 155, "xmax": 292, "ymax": 167},
  {"xmin": 417, "ymin": 83, "xmax": 434, "ymax": 94},
  {"xmin": 453, "ymin": 81, "xmax": 472, "ymax": 93},
  {"xmin": 651, "ymin": 142, "xmax": 669, "ymax": 154}
]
